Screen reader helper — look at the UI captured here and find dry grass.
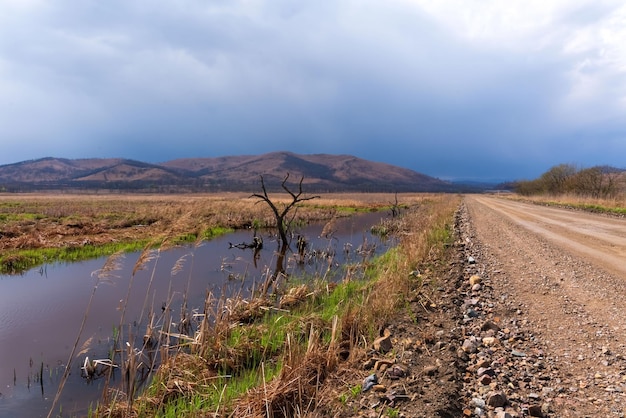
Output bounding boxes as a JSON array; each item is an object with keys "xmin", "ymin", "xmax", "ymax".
[
  {"xmin": 0, "ymin": 192, "xmax": 431, "ymax": 273},
  {"xmin": 357, "ymin": 195, "xmax": 460, "ymax": 327},
  {"xmin": 504, "ymin": 192, "xmax": 626, "ymax": 213},
  {"xmin": 0, "ymin": 192, "xmax": 424, "ymax": 253},
  {"xmin": 35, "ymin": 192, "xmax": 460, "ymax": 417},
  {"xmin": 119, "ymin": 194, "xmax": 457, "ymax": 417}
]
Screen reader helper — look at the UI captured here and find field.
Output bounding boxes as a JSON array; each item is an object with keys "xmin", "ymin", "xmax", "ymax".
[
  {"xmin": 1, "ymin": 191, "xmax": 462, "ymax": 417},
  {"xmin": 0, "ymin": 192, "xmax": 422, "ymax": 274},
  {"xmin": 5, "ymin": 191, "xmax": 625, "ymax": 417}
]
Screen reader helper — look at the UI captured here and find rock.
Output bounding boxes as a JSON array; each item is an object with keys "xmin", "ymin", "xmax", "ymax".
[
  {"xmin": 362, "ymin": 374, "xmax": 378, "ymax": 392},
  {"xmin": 462, "ymin": 339, "xmax": 478, "ymax": 353},
  {"xmin": 471, "ymin": 397, "xmax": 486, "ymax": 409},
  {"xmin": 374, "ymin": 329, "xmax": 393, "ymax": 353},
  {"xmin": 482, "ymin": 336, "xmax": 499, "ymax": 346},
  {"xmin": 496, "ymin": 411, "xmax": 513, "ymax": 418},
  {"xmin": 467, "ymin": 309, "xmax": 480, "ymax": 318},
  {"xmin": 487, "ymin": 391, "xmax": 507, "ymax": 408},
  {"xmin": 423, "ymin": 365, "xmax": 438, "ymax": 376},
  {"xmin": 472, "ymin": 283, "xmax": 482, "ymax": 291},
  {"xmin": 468, "ymin": 256, "xmax": 476, "ymax": 264},
  {"xmin": 476, "ymin": 358, "xmax": 490, "ymax": 369},
  {"xmin": 372, "ymin": 384, "xmax": 386, "ymax": 392},
  {"xmin": 469, "ymin": 275, "xmax": 481, "ymax": 285},
  {"xmin": 511, "ymin": 350, "xmax": 527, "ymax": 357},
  {"xmin": 479, "ymin": 374, "xmax": 492, "ymax": 385},
  {"xmin": 477, "ymin": 367, "xmax": 496, "ymax": 377},
  {"xmin": 528, "ymin": 405, "xmax": 544, "ymax": 417},
  {"xmin": 387, "ymin": 364, "xmax": 408, "ymax": 380},
  {"xmin": 481, "ymin": 320, "xmax": 501, "ymax": 332}
]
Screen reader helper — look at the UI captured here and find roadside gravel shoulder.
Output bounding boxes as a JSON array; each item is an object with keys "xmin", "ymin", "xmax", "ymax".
[
  {"xmin": 460, "ymin": 196, "xmax": 626, "ymax": 417},
  {"xmin": 315, "ymin": 197, "xmax": 626, "ymax": 417}
]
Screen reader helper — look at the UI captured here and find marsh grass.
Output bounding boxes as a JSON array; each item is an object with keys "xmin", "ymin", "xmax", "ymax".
[
  {"xmin": 0, "ymin": 241, "xmax": 149, "ymax": 274},
  {"xmin": 0, "ymin": 192, "xmax": 418, "ymax": 274},
  {"xmin": 506, "ymin": 193, "xmax": 626, "ymax": 215},
  {"xmin": 41, "ymin": 193, "xmax": 459, "ymax": 417}
]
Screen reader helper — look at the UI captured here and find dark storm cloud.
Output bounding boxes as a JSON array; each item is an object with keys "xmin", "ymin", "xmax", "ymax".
[{"xmin": 0, "ymin": 0, "xmax": 625, "ymax": 180}]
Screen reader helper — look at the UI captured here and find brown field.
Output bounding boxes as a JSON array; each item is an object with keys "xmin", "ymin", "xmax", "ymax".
[
  {"xmin": 93, "ymin": 192, "xmax": 461, "ymax": 417},
  {"xmin": 0, "ymin": 192, "xmax": 429, "ymax": 253},
  {"xmin": 2, "ymin": 191, "xmax": 459, "ymax": 417}
]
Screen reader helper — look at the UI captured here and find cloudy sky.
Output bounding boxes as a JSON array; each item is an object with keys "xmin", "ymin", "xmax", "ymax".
[{"xmin": 1, "ymin": 1, "xmax": 625, "ymax": 181}]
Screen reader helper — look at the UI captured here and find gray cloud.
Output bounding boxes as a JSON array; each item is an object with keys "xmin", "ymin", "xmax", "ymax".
[{"xmin": 0, "ymin": 0, "xmax": 624, "ymax": 180}]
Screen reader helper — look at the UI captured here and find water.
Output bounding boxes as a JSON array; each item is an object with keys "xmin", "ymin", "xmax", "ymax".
[{"xmin": 0, "ymin": 212, "xmax": 393, "ymax": 417}]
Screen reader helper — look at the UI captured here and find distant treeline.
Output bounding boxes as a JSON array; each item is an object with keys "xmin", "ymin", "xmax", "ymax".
[{"xmin": 513, "ymin": 164, "xmax": 625, "ymax": 198}]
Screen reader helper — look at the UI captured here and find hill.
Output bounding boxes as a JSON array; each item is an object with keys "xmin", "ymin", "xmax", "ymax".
[{"xmin": 0, "ymin": 152, "xmax": 456, "ymax": 193}]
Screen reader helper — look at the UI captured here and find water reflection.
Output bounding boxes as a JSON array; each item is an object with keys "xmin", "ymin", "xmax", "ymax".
[{"xmin": 0, "ymin": 211, "xmax": 392, "ymax": 417}]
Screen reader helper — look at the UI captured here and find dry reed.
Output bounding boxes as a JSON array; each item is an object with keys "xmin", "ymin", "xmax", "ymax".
[{"xmin": 45, "ymin": 192, "xmax": 458, "ymax": 417}]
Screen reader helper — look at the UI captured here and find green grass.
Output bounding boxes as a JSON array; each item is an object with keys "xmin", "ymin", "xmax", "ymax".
[
  {"xmin": 387, "ymin": 407, "xmax": 401, "ymax": 418},
  {"xmin": 93, "ymin": 196, "xmax": 461, "ymax": 416},
  {"xmin": 339, "ymin": 383, "xmax": 362, "ymax": 405},
  {"xmin": 135, "ymin": 359, "xmax": 282, "ymax": 417},
  {"xmin": 156, "ymin": 279, "xmax": 372, "ymax": 413},
  {"xmin": 316, "ymin": 279, "xmax": 367, "ymax": 322},
  {"xmin": 567, "ymin": 203, "xmax": 626, "ymax": 215},
  {"xmin": 305, "ymin": 203, "xmax": 384, "ymax": 214},
  {"xmin": 173, "ymin": 226, "xmax": 234, "ymax": 244},
  {"xmin": 0, "ymin": 226, "xmax": 234, "ymax": 274},
  {"xmin": 0, "ymin": 241, "xmax": 149, "ymax": 274},
  {"xmin": 0, "ymin": 212, "xmax": 46, "ymax": 222},
  {"xmin": 427, "ymin": 222, "xmax": 453, "ymax": 248},
  {"xmin": 152, "ymin": 391, "xmax": 215, "ymax": 418}
]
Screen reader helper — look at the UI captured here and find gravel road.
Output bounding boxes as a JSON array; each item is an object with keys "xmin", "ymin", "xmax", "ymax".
[{"xmin": 461, "ymin": 195, "xmax": 626, "ymax": 417}]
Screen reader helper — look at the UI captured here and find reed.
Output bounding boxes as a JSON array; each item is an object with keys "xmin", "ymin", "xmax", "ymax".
[
  {"xmin": 46, "ymin": 250, "xmax": 125, "ymax": 418},
  {"xmin": 42, "ymin": 193, "xmax": 458, "ymax": 417}
]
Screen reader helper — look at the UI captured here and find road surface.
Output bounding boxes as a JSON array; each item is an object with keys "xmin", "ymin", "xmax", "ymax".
[{"xmin": 463, "ymin": 195, "xmax": 626, "ymax": 417}]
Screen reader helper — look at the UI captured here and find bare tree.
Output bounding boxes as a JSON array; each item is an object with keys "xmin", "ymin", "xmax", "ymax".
[
  {"xmin": 540, "ymin": 164, "xmax": 577, "ymax": 194},
  {"xmin": 390, "ymin": 192, "xmax": 400, "ymax": 217},
  {"xmin": 251, "ymin": 174, "xmax": 319, "ymax": 292}
]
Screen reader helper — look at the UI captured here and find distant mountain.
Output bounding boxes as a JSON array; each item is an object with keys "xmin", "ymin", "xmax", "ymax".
[{"xmin": 0, "ymin": 152, "xmax": 457, "ymax": 193}]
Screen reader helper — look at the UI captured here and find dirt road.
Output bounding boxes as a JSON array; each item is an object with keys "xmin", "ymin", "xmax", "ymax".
[{"xmin": 462, "ymin": 195, "xmax": 626, "ymax": 417}]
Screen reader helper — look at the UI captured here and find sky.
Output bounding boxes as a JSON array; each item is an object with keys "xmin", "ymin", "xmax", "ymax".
[{"xmin": 1, "ymin": 1, "xmax": 625, "ymax": 181}]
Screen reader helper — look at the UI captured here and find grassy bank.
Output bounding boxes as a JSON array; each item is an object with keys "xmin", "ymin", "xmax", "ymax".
[
  {"xmin": 503, "ymin": 193, "xmax": 626, "ymax": 215},
  {"xmin": 89, "ymin": 194, "xmax": 460, "ymax": 417}
]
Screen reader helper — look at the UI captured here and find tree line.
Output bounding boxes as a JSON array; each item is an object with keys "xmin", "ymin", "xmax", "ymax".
[{"xmin": 514, "ymin": 164, "xmax": 622, "ymax": 198}]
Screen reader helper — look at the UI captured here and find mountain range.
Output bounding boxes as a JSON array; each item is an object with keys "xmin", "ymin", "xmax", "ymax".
[{"xmin": 0, "ymin": 152, "xmax": 464, "ymax": 193}]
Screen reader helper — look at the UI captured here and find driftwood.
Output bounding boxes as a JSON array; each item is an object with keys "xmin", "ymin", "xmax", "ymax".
[{"xmin": 228, "ymin": 236, "xmax": 263, "ymax": 250}]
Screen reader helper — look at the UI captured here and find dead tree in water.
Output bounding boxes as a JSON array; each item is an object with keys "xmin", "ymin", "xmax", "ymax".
[
  {"xmin": 390, "ymin": 192, "xmax": 400, "ymax": 217},
  {"xmin": 251, "ymin": 174, "xmax": 319, "ymax": 292}
]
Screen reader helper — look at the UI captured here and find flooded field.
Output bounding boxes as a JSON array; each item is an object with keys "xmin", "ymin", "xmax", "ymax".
[{"xmin": 0, "ymin": 211, "xmax": 393, "ymax": 417}]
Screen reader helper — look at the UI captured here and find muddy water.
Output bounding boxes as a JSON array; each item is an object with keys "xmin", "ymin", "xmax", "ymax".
[{"xmin": 0, "ymin": 212, "xmax": 393, "ymax": 417}]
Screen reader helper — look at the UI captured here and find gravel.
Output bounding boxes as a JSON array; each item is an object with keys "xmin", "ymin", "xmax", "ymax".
[{"xmin": 459, "ymin": 197, "xmax": 626, "ymax": 417}]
